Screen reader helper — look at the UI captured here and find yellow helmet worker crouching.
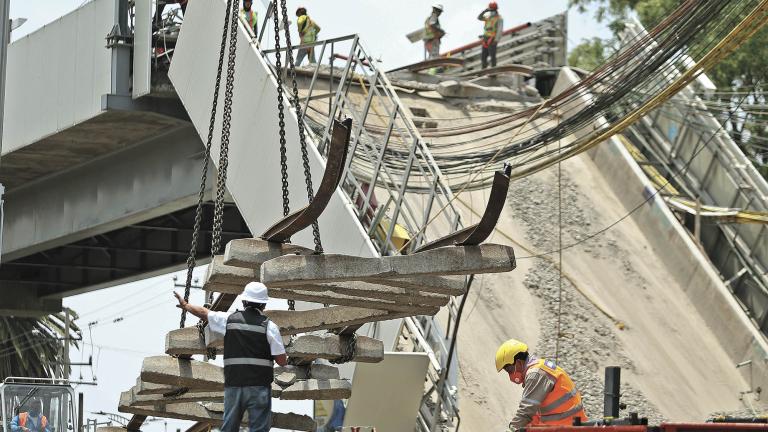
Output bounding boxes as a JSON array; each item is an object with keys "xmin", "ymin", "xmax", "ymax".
[{"xmin": 495, "ymin": 339, "xmax": 588, "ymax": 431}]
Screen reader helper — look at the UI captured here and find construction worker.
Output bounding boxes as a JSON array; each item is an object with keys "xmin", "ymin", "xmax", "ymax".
[
  {"xmin": 240, "ymin": 0, "xmax": 258, "ymax": 36},
  {"xmin": 496, "ymin": 339, "xmax": 587, "ymax": 431},
  {"xmin": 423, "ymin": 4, "xmax": 445, "ymax": 59},
  {"xmin": 295, "ymin": 7, "xmax": 321, "ymax": 65},
  {"xmin": 10, "ymin": 399, "xmax": 49, "ymax": 432},
  {"xmin": 478, "ymin": 2, "xmax": 503, "ymax": 69},
  {"xmin": 174, "ymin": 282, "xmax": 287, "ymax": 432}
]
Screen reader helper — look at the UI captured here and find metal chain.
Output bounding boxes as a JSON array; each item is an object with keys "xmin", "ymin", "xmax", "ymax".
[
  {"xmin": 279, "ymin": 0, "xmax": 323, "ymax": 253},
  {"xmin": 330, "ymin": 333, "xmax": 357, "ymax": 364},
  {"xmin": 272, "ymin": 2, "xmax": 290, "ymax": 218},
  {"xmin": 180, "ymin": 0, "xmax": 234, "ymax": 329},
  {"xmin": 208, "ymin": 0, "xmax": 240, "ymax": 307}
]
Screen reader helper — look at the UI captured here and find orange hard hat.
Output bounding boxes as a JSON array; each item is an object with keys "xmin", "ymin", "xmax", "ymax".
[{"xmin": 488, "ymin": 2, "xmax": 498, "ymax": 10}]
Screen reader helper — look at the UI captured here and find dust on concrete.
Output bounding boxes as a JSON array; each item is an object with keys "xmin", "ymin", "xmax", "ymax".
[{"xmin": 508, "ymin": 171, "xmax": 666, "ymax": 425}]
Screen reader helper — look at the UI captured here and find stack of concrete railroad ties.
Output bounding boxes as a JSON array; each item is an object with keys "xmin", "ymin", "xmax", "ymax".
[{"xmin": 118, "ymin": 238, "xmax": 516, "ymax": 431}]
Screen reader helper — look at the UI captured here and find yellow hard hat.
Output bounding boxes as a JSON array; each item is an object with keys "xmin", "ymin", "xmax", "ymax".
[{"xmin": 495, "ymin": 339, "xmax": 528, "ymax": 371}]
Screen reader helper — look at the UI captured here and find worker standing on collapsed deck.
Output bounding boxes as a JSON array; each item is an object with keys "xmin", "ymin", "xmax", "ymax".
[
  {"xmin": 423, "ymin": 4, "xmax": 445, "ymax": 59},
  {"xmin": 240, "ymin": 0, "xmax": 259, "ymax": 36},
  {"xmin": 496, "ymin": 339, "xmax": 587, "ymax": 431},
  {"xmin": 478, "ymin": 2, "xmax": 503, "ymax": 69},
  {"xmin": 175, "ymin": 282, "xmax": 288, "ymax": 432},
  {"xmin": 295, "ymin": 7, "xmax": 321, "ymax": 65}
]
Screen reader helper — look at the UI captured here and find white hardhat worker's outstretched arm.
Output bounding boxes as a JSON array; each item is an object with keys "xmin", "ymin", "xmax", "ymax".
[{"xmin": 508, "ymin": 370, "xmax": 553, "ymax": 430}]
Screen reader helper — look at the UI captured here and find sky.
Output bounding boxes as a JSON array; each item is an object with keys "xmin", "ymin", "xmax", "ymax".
[{"xmin": 6, "ymin": 1, "xmax": 610, "ymax": 431}]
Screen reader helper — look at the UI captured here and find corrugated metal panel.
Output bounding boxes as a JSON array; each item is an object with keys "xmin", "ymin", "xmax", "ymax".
[
  {"xmin": 133, "ymin": 0, "xmax": 152, "ymax": 98},
  {"xmin": 2, "ymin": 0, "xmax": 115, "ymax": 155}
]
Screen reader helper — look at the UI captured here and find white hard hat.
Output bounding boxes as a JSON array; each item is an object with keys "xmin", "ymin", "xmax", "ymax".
[
  {"xmin": 242, "ymin": 282, "xmax": 269, "ymax": 304},
  {"xmin": 432, "ymin": 3, "xmax": 444, "ymax": 11}
]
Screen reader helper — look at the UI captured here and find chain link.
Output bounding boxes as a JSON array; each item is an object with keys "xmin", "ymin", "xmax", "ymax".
[
  {"xmin": 272, "ymin": 2, "xmax": 290, "ymax": 218},
  {"xmin": 180, "ymin": 0, "xmax": 234, "ymax": 329},
  {"xmin": 287, "ymin": 299, "xmax": 296, "ymax": 311},
  {"xmin": 278, "ymin": 0, "xmax": 323, "ymax": 253}
]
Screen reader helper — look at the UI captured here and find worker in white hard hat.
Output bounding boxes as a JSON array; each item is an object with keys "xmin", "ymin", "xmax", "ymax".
[
  {"xmin": 423, "ymin": 4, "xmax": 445, "ymax": 59},
  {"xmin": 495, "ymin": 339, "xmax": 588, "ymax": 431},
  {"xmin": 175, "ymin": 282, "xmax": 287, "ymax": 432}
]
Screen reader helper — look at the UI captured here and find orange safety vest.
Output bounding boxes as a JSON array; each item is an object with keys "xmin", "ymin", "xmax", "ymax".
[
  {"xmin": 528, "ymin": 359, "xmax": 587, "ymax": 427},
  {"xmin": 483, "ymin": 14, "xmax": 501, "ymax": 40},
  {"xmin": 19, "ymin": 413, "xmax": 48, "ymax": 431}
]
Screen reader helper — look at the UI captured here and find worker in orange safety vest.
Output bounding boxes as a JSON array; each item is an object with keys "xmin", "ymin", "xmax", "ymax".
[
  {"xmin": 10, "ymin": 399, "xmax": 50, "ymax": 432},
  {"xmin": 496, "ymin": 339, "xmax": 588, "ymax": 431},
  {"xmin": 477, "ymin": 2, "xmax": 503, "ymax": 69}
]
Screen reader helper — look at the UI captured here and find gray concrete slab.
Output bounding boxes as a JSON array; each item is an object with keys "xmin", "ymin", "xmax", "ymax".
[
  {"xmin": 129, "ymin": 386, "xmax": 223, "ymax": 406},
  {"xmin": 261, "ymin": 244, "xmax": 516, "ymax": 286},
  {"xmin": 205, "ymin": 256, "xmax": 258, "ymax": 286},
  {"xmin": 265, "ymin": 306, "xmax": 438, "ymax": 335},
  {"xmin": 140, "ymin": 356, "xmax": 224, "ymax": 391},
  {"xmin": 269, "ymin": 288, "xmax": 444, "ymax": 313},
  {"xmin": 279, "ymin": 379, "xmax": 352, "ymax": 401},
  {"xmin": 118, "ymin": 397, "xmax": 315, "ymax": 431},
  {"xmin": 285, "ymin": 334, "xmax": 384, "ymax": 363},
  {"xmin": 284, "ymin": 281, "xmax": 451, "ymax": 305},
  {"xmin": 223, "ymin": 238, "xmax": 313, "ymax": 269}
]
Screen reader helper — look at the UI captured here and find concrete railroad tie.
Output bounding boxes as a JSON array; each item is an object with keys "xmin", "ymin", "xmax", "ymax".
[
  {"xmin": 139, "ymin": 356, "xmax": 351, "ymax": 400},
  {"xmin": 165, "ymin": 327, "xmax": 384, "ymax": 361},
  {"xmin": 261, "ymin": 243, "xmax": 516, "ymax": 286},
  {"xmin": 118, "ymin": 392, "xmax": 315, "ymax": 431}
]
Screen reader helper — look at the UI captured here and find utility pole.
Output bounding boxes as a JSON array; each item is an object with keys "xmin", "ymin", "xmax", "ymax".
[
  {"xmin": 64, "ymin": 308, "xmax": 71, "ymax": 379},
  {"xmin": 0, "ymin": 0, "xmax": 10, "ymax": 265}
]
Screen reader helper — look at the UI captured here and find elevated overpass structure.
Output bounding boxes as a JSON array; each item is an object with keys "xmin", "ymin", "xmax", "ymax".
[{"xmin": 1, "ymin": 0, "xmax": 767, "ymax": 429}]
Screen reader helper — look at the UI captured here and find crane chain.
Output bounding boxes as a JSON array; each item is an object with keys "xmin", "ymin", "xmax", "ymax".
[
  {"xmin": 180, "ymin": 0, "xmax": 234, "ymax": 329},
  {"xmin": 210, "ymin": 0, "xmax": 241, "ymax": 307},
  {"xmin": 272, "ymin": 2, "xmax": 290, "ymax": 219},
  {"xmin": 330, "ymin": 333, "xmax": 357, "ymax": 364},
  {"xmin": 278, "ymin": 0, "xmax": 323, "ymax": 254}
]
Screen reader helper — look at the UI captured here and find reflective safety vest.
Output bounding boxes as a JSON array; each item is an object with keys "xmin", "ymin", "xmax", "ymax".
[
  {"xmin": 423, "ymin": 15, "xmax": 443, "ymax": 41},
  {"xmin": 19, "ymin": 413, "xmax": 48, "ymax": 431},
  {"xmin": 239, "ymin": 9, "xmax": 258, "ymax": 33},
  {"xmin": 298, "ymin": 16, "xmax": 320, "ymax": 44},
  {"xmin": 483, "ymin": 14, "xmax": 501, "ymax": 41},
  {"xmin": 529, "ymin": 359, "xmax": 587, "ymax": 426},
  {"xmin": 223, "ymin": 309, "xmax": 274, "ymax": 387}
]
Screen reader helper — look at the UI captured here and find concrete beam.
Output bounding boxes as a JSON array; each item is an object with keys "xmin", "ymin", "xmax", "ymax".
[
  {"xmin": 118, "ymin": 394, "xmax": 315, "ymax": 431},
  {"xmin": 301, "ymin": 281, "xmax": 451, "ymax": 305},
  {"xmin": 129, "ymin": 387, "xmax": 223, "ymax": 406},
  {"xmin": 370, "ymin": 275, "xmax": 466, "ymax": 296},
  {"xmin": 285, "ymin": 334, "xmax": 384, "ymax": 363},
  {"xmin": 265, "ymin": 306, "xmax": 439, "ymax": 335},
  {"xmin": 274, "ymin": 364, "xmax": 340, "ymax": 380},
  {"xmin": 167, "ymin": 327, "xmax": 384, "ymax": 363},
  {"xmin": 269, "ymin": 288, "xmax": 442, "ymax": 313},
  {"xmin": 223, "ymin": 238, "xmax": 312, "ymax": 269},
  {"xmin": 0, "ymin": 287, "xmax": 62, "ymax": 316},
  {"xmin": 279, "ymin": 379, "xmax": 352, "ymax": 401},
  {"xmin": 140, "ymin": 356, "xmax": 223, "ymax": 391},
  {"xmin": 261, "ymin": 244, "xmax": 516, "ymax": 286},
  {"xmin": 204, "ymin": 256, "xmax": 258, "ymax": 288},
  {"xmin": 134, "ymin": 378, "xmax": 179, "ymax": 395}
]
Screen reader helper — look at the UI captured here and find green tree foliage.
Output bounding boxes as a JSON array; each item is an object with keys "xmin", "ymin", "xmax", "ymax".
[
  {"xmin": 0, "ymin": 310, "xmax": 81, "ymax": 380},
  {"xmin": 568, "ymin": 37, "xmax": 612, "ymax": 71},
  {"xmin": 568, "ymin": 0, "xmax": 768, "ymax": 175}
]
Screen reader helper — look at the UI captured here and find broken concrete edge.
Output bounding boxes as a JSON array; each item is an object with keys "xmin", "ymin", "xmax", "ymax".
[{"xmin": 206, "ymin": 255, "xmax": 259, "ymax": 285}]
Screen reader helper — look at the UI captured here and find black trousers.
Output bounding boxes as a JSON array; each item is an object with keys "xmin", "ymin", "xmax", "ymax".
[{"xmin": 481, "ymin": 42, "xmax": 498, "ymax": 69}]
